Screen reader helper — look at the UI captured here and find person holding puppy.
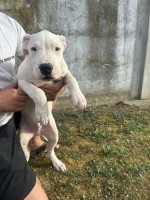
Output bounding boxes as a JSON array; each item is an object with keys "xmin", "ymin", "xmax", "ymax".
[{"xmin": 0, "ymin": 12, "xmax": 64, "ymax": 200}]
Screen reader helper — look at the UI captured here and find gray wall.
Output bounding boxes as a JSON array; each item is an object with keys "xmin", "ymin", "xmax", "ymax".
[{"xmin": 1, "ymin": 0, "xmax": 150, "ymax": 98}]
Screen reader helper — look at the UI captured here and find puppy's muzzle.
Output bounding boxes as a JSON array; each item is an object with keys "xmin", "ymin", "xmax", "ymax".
[{"xmin": 39, "ymin": 63, "xmax": 53, "ymax": 79}]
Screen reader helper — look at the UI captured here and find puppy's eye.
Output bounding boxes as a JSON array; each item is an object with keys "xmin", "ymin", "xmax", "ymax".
[
  {"xmin": 31, "ymin": 47, "xmax": 37, "ymax": 51},
  {"xmin": 55, "ymin": 47, "xmax": 60, "ymax": 51}
]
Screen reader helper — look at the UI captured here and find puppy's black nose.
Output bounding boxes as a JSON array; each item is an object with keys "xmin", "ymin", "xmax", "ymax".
[{"xmin": 39, "ymin": 63, "xmax": 53, "ymax": 76}]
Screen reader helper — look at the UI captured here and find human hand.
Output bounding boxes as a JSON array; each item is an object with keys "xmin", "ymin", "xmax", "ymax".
[
  {"xmin": 39, "ymin": 78, "xmax": 65, "ymax": 101},
  {"xmin": 0, "ymin": 82, "xmax": 28, "ymax": 112}
]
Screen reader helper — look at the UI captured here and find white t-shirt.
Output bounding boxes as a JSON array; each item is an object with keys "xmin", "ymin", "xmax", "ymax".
[{"xmin": 0, "ymin": 12, "xmax": 26, "ymax": 126}]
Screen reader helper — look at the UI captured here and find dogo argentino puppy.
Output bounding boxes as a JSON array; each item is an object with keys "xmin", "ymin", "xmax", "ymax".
[{"xmin": 17, "ymin": 30, "xmax": 87, "ymax": 172}]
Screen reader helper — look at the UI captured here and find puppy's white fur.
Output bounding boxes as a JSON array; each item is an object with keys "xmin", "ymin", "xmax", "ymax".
[{"xmin": 17, "ymin": 30, "xmax": 87, "ymax": 172}]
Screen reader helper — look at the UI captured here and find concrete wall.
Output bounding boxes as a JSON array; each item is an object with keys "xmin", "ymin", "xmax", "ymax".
[
  {"xmin": 0, "ymin": 0, "xmax": 150, "ymax": 98},
  {"xmin": 131, "ymin": 0, "xmax": 150, "ymax": 99},
  {"xmin": 141, "ymin": 13, "xmax": 150, "ymax": 99}
]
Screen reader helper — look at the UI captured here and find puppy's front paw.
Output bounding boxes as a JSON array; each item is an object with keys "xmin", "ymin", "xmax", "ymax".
[
  {"xmin": 71, "ymin": 91, "xmax": 87, "ymax": 109},
  {"xmin": 35, "ymin": 105, "xmax": 49, "ymax": 125}
]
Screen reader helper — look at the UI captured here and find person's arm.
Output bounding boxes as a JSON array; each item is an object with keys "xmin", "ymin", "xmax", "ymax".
[{"xmin": 0, "ymin": 82, "xmax": 28, "ymax": 112}]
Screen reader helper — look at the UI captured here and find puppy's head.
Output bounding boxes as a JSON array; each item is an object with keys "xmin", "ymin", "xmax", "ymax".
[{"xmin": 23, "ymin": 30, "xmax": 67, "ymax": 80}]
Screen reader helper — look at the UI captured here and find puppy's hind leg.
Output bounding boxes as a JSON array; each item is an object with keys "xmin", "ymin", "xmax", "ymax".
[
  {"xmin": 20, "ymin": 133, "xmax": 34, "ymax": 161},
  {"xmin": 19, "ymin": 119, "xmax": 35, "ymax": 161},
  {"xmin": 42, "ymin": 114, "xmax": 66, "ymax": 172}
]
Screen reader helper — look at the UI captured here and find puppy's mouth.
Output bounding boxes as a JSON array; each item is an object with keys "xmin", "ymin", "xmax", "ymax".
[
  {"xmin": 43, "ymin": 75, "xmax": 54, "ymax": 81},
  {"xmin": 43, "ymin": 76, "xmax": 62, "ymax": 82}
]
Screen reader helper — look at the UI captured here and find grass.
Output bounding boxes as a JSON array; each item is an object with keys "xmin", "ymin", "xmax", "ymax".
[{"xmin": 29, "ymin": 103, "xmax": 150, "ymax": 200}]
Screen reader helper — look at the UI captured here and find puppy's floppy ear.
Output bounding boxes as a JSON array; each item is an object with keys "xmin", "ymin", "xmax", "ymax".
[
  {"xmin": 59, "ymin": 35, "xmax": 67, "ymax": 49},
  {"xmin": 23, "ymin": 34, "xmax": 31, "ymax": 54}
]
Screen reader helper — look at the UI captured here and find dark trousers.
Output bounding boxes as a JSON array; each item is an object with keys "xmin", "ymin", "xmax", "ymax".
[{"xmin": 0, "ymin": 117, "xmax": 36, "ymax": 200}]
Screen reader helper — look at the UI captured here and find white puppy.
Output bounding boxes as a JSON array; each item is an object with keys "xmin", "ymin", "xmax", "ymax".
[{"xmin": 17, "ymin": 30, "xmax": 87, "ymax": 172}]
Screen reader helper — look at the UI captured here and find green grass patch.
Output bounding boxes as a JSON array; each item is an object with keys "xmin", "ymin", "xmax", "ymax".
[{"xmin": 29, "ymin": 104, "xmax": 150, "ymax": 200}]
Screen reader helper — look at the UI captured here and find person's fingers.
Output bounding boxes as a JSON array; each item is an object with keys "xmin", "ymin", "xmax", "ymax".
[
  {"xmin": 18, "ymin": 89, "xmax": 26, "ymax": 95},
  {"xmin": 6, "ymin": 82, "xmax": 18, "ymax": 89},
  {"xmin": 17, "ymin": 88, "xmax": 29, "ymax": 98}
]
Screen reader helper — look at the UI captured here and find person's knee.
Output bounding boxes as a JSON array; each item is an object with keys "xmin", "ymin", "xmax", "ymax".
[{"xmin": 24, "ymin": 177, "xmax": 48, "ymax": 200}]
